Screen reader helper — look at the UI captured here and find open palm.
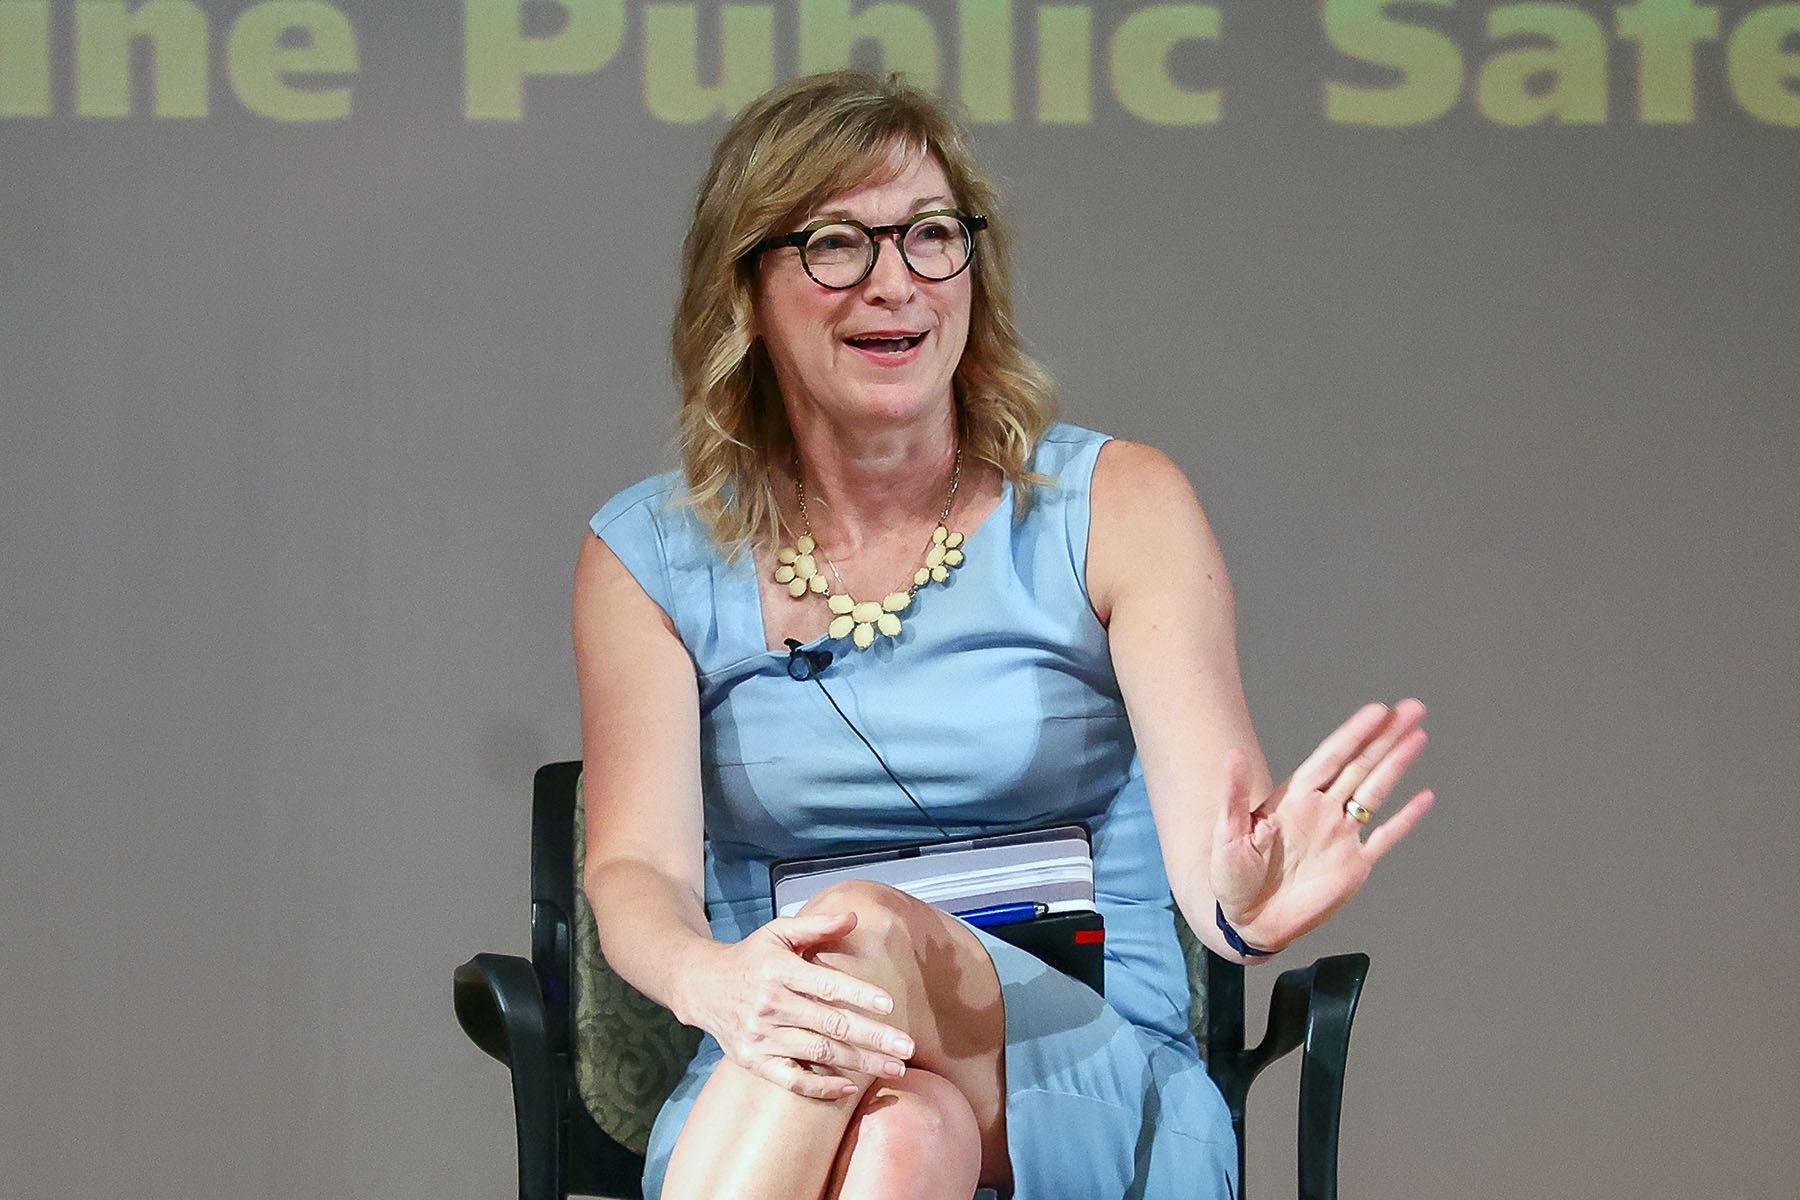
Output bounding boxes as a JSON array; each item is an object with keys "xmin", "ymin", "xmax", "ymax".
[{"xmin": 1210, "ymin": 700, "xmax": 1434, "ymax": 950}]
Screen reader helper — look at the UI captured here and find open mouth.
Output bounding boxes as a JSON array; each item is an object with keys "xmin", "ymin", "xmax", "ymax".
[{"xmin": 846, "ymin": 332, "xmax": 926, "ymax": 354}]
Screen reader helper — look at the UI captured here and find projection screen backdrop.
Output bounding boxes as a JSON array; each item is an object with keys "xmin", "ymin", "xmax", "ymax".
[{"xmin": 2, "ymin": 3, "xmax": 1796, "ymax": 1198}]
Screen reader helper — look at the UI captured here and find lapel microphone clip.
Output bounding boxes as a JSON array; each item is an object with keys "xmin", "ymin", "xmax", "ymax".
[{"xmin": 784, "ymin": 638, "xmax": 834, "ymax": 681}]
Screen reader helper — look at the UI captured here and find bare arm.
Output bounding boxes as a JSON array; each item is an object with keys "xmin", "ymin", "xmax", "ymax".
[
  {"xmin": 1087, "ymin": 440, "xmax": 1265, "ymax": 957},
  {"xmin": 573, "ymin": 532, "xmax": 913, "ymax": 1096},
  {"xmin": 1087, "ymin": 440, "xmax": 1434, "ymax": 959},
  {"xmin": 574, "ymin": 531, "xmax": 714, "ymax": 1004}
]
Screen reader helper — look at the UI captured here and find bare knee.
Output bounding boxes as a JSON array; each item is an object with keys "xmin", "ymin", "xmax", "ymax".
[
  {"xmin": 799, "ymin": 879, "xmax": 920, "ymax": 935},
  {"xmin": 796, "ymin": 881, "xmax": 925, "ymax": 977},
  {"xmin": 832, "ymin": 1069, "xmax": 982, "ymax": 1198},
  {"xmin": 797, "ymin": 877, "xmax": 1001, "ymax": 1040}
]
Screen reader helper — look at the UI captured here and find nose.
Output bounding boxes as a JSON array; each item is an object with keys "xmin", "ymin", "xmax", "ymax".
[{"xmin": 859, "ymin": 230, "xmax": 916, "ymax": 305}]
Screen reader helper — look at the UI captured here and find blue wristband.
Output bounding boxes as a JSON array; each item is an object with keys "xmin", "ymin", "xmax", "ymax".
[{"xmin": 1215, "ymin": 902, "xmax": 1277, "ymax": 958}]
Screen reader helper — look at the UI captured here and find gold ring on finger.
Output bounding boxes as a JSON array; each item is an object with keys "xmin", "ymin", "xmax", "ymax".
[{"xmin": 1344, "ymin": 799, "xmax": 1374, "ymax": 825}]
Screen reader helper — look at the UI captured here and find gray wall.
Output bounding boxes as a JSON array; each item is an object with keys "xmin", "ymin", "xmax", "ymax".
[{"xmin": 3, "ymin": 2, "xmax": 1795, "ymax": 1197}]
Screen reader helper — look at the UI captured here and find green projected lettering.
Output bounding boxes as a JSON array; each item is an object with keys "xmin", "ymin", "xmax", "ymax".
[
  {"xmin": 960, "ymin": 0, "xmax": 1013, "ymax": 121},
  {"xmin": 1726, "ymin": 3, "xmax": 1800, "ymax": 125},
  {"xmin": 1, "ymin": 0, "xmax": 1795, "ymax": 126},
  {"xmin": 0, "ymin": 2, "xmax": 50, "ymax": 116},
  {"xmin": 1615, "ymin": 0, "xmax": 1719, "ymax": 123},
  {"xmin": 642, "ymin": 4, "xmax": 774, "ymax": 123},
  {"xmin": 1110, "ymin": 4, "xmax": 1220, "ymax": 125},
  {"xmin": 226, "ymin": 1, "xmax": 358, "ymax": 120},
  {"xmin": 1035, "ymin": 5, "xmax": 1092, "ymax": 122},
  {"xmin": 459, "ymin": 0, "xmax": 1224, "ymax": 125},
  {"xmin": 1324, "ymin": 0, "xmax": 1462, "ymax": 126},
  {"xmin": 2, "ymin": 0, "xmax": 357, "ymax": 118},
  {"xmin": 1323, "ymin": 0, "xmax": 1800, "ymax": 126},
  {"xmin": 797, "ymin": 0, "xmax": 941, "ymax": 90},
  {"xmin": 75, "ymin": 0, "xmax": 209, "ymax": 117},
  {"xmin": 1477, "ymin": 5, "xmax": 1608, "ymax": 125},
  {"xmin": 465, "ymin": 0, "xmax": 626, "ymax": 121}
]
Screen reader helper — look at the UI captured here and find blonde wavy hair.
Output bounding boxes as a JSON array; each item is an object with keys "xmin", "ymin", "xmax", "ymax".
[{"xmin": 673, "ymin": 71, "xmax": 1057, "ymax": 554}]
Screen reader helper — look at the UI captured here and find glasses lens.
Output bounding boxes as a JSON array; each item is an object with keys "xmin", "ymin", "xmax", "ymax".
[
  {"xmin": 901, "ymin": 215, "xmax": 972, "ymax": 280},
  {"xmin": 801, "ymin": 224, "xmax": 872, "ymax": 288}
]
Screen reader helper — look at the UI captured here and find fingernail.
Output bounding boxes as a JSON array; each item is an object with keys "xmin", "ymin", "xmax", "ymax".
[
  {"xmin": 872, "ymin": 996, "xmax": 893, "ymax": 1014},
  {"xmin": 883, "ymin": 1060, "xmax": 904, "ymax": 1077},
  {"xmin": 892, "ymin": 1037, "xmax": 914, "ymax": 1057}
]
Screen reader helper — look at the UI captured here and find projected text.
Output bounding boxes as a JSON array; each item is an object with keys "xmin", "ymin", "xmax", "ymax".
[{"xmin": 1, "ymin": 0, "xmax": 1795, "ymax": 127}]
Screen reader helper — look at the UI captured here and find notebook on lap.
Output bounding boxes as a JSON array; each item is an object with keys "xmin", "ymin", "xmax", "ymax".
[{"xmin": 770, "ymin": 825, "xmax": 1105, "ymax": 994}]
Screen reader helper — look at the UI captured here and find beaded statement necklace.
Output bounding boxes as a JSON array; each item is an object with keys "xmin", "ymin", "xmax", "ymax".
[{"xmin": 773, "ymin": 449, "xmax": 968, "ymax": 649}]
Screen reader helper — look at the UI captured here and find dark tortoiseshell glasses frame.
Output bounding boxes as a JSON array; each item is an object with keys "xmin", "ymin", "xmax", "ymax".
[{"xmin": 748, "ymin": 210, "xmax": 988, "ymax": 290}]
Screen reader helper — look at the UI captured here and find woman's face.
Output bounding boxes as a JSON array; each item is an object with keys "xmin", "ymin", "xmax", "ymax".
[{"xmin": 752, "ymin": 151, "xmax": 973, "ymax": 437}]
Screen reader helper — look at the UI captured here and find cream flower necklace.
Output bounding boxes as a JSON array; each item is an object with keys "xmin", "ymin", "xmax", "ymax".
[{"xmin": 773, "ymin": 449, "xmax": 967, "ymax": 649}]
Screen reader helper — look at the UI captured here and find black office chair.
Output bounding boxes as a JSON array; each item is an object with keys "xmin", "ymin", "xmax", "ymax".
[{"xmin": 455, "ymin": 761, "xmax": 1371, "ymax": 1200}]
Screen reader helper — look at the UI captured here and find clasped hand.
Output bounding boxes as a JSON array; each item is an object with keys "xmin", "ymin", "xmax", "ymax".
[
  {"xmin": 1211, "ymin": 699, "xmax": 1435, "ymax": 953},
  {"xmin": 674, "ymin": 911, "xmax": 916, "ymax": 1100}
]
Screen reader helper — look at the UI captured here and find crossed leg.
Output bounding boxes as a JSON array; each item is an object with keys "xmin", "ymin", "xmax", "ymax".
[
  {"xmin": 658, "ymin": 880, "xmax": 1012, "ymax": 1200},
  {"xmin": 823, "ymin": 1069, "xmax": 982, "ymax": 1199}
]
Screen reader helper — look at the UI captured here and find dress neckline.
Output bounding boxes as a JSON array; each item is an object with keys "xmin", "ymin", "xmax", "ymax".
[{"xmin": 752, "ymin": 475, "xmax": 1016, "ymax": 657}]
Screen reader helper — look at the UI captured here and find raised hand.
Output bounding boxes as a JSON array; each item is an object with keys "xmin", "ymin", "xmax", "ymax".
[
  {"xmin": 672, "ymin": 910, "xmax": 916, "ymax": 1100},
  {"xmin": 1209, "ymin": 699, "xmax": 1435, "ymax": 953}
]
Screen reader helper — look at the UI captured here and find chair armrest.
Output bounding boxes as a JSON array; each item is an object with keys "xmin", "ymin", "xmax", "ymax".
[
  {"xmin": 1295, "ymin": 952, "xmax": 1369, "ymax": 1200},
  {"xmin": 453, "ymin": 953, "xmax": 561, "ymax": 1200},
  {"xmin": 1206, "ymin": 950, "xmax": 1370, "ymax": 1200},
  {"xmin": 1259, "ymin": 952, "xmax": 1371, "ymax": 1200},
  {"xmin": 454, "ymin": 952, "xmax": 549, "ymax": 1065}
]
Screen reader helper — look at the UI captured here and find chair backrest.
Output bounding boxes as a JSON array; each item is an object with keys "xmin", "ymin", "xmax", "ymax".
[
  {"xmin": 532, "ymin": 760, "xmax": 1238, "ymax": 1197},
  {"xmin": 525, "ymin": 762, "xmax": 657, "ymax": 1198}
]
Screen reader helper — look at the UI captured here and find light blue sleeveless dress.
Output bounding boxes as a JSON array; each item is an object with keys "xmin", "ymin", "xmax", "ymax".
[{"xmin": 590, "ymin": 424, "xmax": 1237, "ymax": 1200}]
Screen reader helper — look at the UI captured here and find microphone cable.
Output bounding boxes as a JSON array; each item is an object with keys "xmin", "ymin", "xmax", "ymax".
[{"xmin": 784, "ymin": 638, "xmax": 952, "ymax": 840}]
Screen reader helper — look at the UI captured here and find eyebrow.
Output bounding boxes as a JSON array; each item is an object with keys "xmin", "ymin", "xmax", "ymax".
[{"xmin": 810, "ymin": 195, "xmax": 955, "ymax": 223}]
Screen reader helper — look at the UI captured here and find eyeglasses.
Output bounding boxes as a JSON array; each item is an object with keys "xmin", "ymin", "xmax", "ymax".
[{"xmin": 750, "ymin": 210, "xmax": 988, "ymax": 290}]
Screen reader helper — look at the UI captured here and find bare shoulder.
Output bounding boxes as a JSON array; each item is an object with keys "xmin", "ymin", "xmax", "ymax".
[
  {"xmin": 1088, "ymin": 438, "xmax": 1227, "ymax": 626},
  {"xmin": 572, "ymin": 530, "xmax": 694, "ymax": 762},
  {"xmin": 574, "ymin": 529, "xmax": 680, "ymax": 639},
  {"xmin": 1093, "ymin": 437, "xmax": 1194, "ymax": 505}
]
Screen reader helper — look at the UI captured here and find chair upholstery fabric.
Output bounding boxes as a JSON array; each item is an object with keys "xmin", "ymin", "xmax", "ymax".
[{"xmin": 571, "ymin": 781, "xmax": 702, "ymax": 1155}]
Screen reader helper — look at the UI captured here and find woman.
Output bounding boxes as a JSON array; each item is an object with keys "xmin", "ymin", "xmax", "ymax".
[{"xmin": 574, "ymin": 71, "xmax": 1432, "ymax": 1200}]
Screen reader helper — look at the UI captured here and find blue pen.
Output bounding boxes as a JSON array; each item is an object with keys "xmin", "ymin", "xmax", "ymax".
[{"xmin": 954, "ymin": 901, "xmax": 1047, "ymax": 928}]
